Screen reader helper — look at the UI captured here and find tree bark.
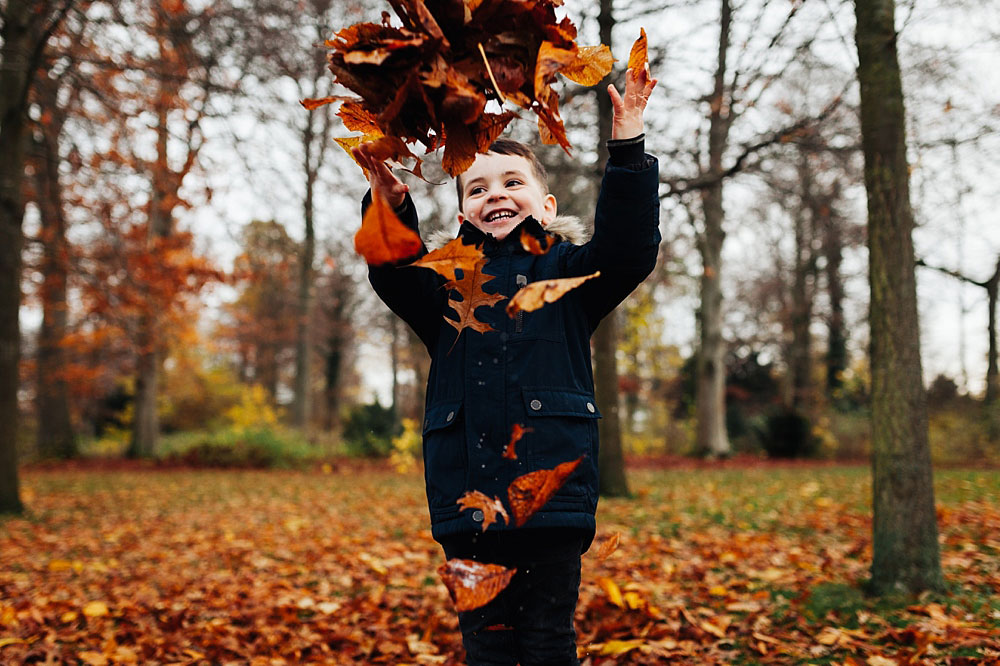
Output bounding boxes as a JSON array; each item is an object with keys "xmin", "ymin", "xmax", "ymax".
[
  {"xmin": 32, "ymin": 86, "xmax": 77, "ymax": 459},
  {"xmin": 695, "ymin": 0, "xmax": 733, "ymax": 458},
  {"xmin": 822, "ymin": 196, "xmax": 848, "ymax": 398},
  {"xmin": 594, "ymin": 0, "xmax": 629, "ymax": 497},
  {"xmin": 854, "ymin": 0, "xmax": 943, "ymax": 595},
  {"xmin": 1, "ymin": 0, "xmax": 75, "ymax": 512}
]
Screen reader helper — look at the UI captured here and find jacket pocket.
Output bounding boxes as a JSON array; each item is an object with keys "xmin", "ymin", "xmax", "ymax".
[
  {"xmin": 520, "ymin": 388, "xmax": 601, "ymax": 502},
  {"xmin": 422, "ymin": 399, "xmax": 466, "ymax": 511}
]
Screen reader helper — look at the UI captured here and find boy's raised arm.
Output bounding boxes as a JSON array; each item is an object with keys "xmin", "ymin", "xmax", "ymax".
[{"xmin": 607, "ymin": 63, "xmax": 658, "ymax": 141}]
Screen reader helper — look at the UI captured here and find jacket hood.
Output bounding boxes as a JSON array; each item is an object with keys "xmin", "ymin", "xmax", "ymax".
[{"xmin": 424, "ymin": 215, "xmax": 590, "ymax": 251}]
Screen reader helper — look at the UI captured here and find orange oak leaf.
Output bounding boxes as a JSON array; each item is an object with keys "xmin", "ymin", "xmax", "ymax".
[
  {"xmin": 505, "ymin": 271, "xmax": 600, "ymax": 317},
  {"xmin": 503, "ymin": 423, "xmax": 532, "ymax": 460},
  {"xmin": 338, "ymin": 101, "xmax": 381, "ymax": 134},
  {"xmin": 596, "ymin": 532, "xmax": 621, "ymax": 560},
  {"xmin": 519, "ymin": 226, "xmax": 555, "ymax": 255},
  {"xmin": 561, "ymin": 44, "xmax": 615, "ymax": 86},
  {"xmin": 627, "ymin": 28, "xmax": 648, "ymax": 71},
  {"xmin": 444, "ymin": 258, "xmax": 505, "ymax": 339},
  {"xmin": 438, "ymin": 559, "xmax": 516, "ymax": 612},
  {"xmin": 354, "ymin": 193, "xmax": 423, "ymax": 266},
  {"xmin": 507, "ymin": 456, "xmax": 584, "ymax": 527},
  {"xmin": 410, "ymin": 237, "xmax": 484, "ymax": 281},
  {"xmin": 457, "ymin": 490, "xmax": 510, "ymax": 531}
]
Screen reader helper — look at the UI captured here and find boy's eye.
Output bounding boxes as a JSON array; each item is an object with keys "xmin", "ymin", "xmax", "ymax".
[
  {"xmin": 469, "ymin": 186, "xmax": 486, "ymax": 195},
  {"xmin": 506, "ymin": 179, "xmax": 522, "ymax": 187}
]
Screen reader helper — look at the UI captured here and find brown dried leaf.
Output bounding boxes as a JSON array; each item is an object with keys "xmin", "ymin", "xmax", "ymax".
[
  {"xmin": 410, "ymin": 237, "xmax": 485, "ymax": 281},
  {"xmin": 300, "ymin": 95, "xmax": 357, "ymax": 111},
  {"xmin": 354, "ymin": 193, "xmax": 424, "ymax": 266},
  {"xmin": 444, "ymin": 258, "xmax": 505, "ymax": 339},
  {"xmin": 505, "ymin": 271, "xmax": 600, "ymax": 317},
  {"xmin": 561, "ymin": 44, "xmax": 615, "ymax": 86},
  {"xmin": 627, "ymin": 27, "xmax": 648, "ymax": 71},
  {"xmin": 507, "ymin": 456, "xmax": 584, "ymax": 527},
  {"xmin": 457, "ymin": 491, "xmax": 509, "ymax": 531},
  {"xmin": 339, "ymin": 101, "xmax": 382, "ymax": 134},
  {"xmin": 503, "ymin": 424, "xmax": 532, "ymax": 460},
  {"xmin": 519, "ymin": 226, "xmax": 555, "ymax": 255},
  {"xmin": 596, "ymin": 532, "xmax": 621, "ymax": 560},
  {"xmin": 438, "ymin": 559, "xmax": 516, "ymax": 611}
]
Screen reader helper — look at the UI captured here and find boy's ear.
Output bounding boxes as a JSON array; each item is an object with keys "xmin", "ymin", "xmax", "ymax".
[
  {"xmin": 541, "ymin": 193, "xmax": 557, "ymax": 226},
  {"xmin": 457, "ymin": 212, "xmax": 466, "ymax": 225}
]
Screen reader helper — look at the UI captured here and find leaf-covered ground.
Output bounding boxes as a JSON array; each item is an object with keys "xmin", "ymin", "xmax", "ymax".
[{"xmin": 2, "ymin": 460, "xmax": 998, "ymax": 664}]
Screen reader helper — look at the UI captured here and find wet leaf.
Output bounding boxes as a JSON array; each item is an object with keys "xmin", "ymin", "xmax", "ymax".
[
  {"xmin": 438, "ymin": 559, "xmax": 516, "ymax": 611},
  {"xmin": 457, "ymin": 491, "xmax": 509, "ymax": 531},
  {"xmin": 507, "ymin": 456, "xmax": 584, "ymax": 527},
  {"xmin": 355, "ymin": 193, "xmax": 424, "ymax": 266},
  {"xmin": 505, "ymin": 271, "xmax": 600, "ymax": 316}
]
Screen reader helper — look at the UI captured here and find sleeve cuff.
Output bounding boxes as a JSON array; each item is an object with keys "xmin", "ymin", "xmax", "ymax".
[{"xmin": 607, "ymin": 134, "xmax": 646, "ymax": 168}]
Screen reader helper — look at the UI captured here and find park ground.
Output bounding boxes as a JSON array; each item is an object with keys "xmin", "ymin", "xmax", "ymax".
[{"xmin": 1, "ymin": 459, "xmax": 998, "ymax": 664}]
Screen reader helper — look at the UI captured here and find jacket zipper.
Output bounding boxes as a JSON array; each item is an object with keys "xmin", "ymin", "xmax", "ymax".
[{"xmin": 515, "ymin": 274, "xmax": 527, "ymax": 333}]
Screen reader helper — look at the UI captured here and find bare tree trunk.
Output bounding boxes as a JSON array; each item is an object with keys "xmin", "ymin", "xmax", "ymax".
[
  {"xmin": 695, "ymin": 0, "xmax": 733, "ymax": 458},
  {"xmin": 986, "ymin": 258, "xmax": 999, "ymax": 405},
  {"xmin": 594, "ymin": 0, "xmax": 629, "ymax": 497},
  {"xmin": 32, "ymin": 94, "xmax": 77, "ymax": 459},
  {"xmin": 822, "ymin": 197, "xmax": 847, "ymax": 398},
  {"xmin": 0, "ymin": 0, "xmax": 75, "ymax": 512},
  {"xmin": 292, "ymin": 109, "xmax": 318, "ymax": 428},
  {"xmin": 788, "ymin": 151, "xmax": 817, "ymax": 411},
  {"xmin": 855, "ymin": 0, "xmax": 943, "ymax": 595}
]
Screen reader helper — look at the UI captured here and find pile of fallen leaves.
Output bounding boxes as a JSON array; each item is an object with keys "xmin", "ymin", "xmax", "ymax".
[
  {"xmin": 3, "ymin": 463, "xmax": 998, "ymax": 664},
  {"xmin": 306, "ymin": 0, "xmax": 616, "ymax": 176}
]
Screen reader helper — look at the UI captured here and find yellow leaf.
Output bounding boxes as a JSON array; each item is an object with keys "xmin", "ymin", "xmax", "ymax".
[
  {"xmin": 623, "ymin": 591, "xmax": 645, "ymax": 610},
  {"xmin": 0, "ymin": 638, "xmax": 27, "ymax": 648},
  {"xmin": 700, "ymin": 619, "xmax": 727, "ymax": 638},
  {"xmin": 599, "ymin": 639, "xmax": 645, "ymax": 656},
  {"xmin": 60, "ymin": 611, "xmax": 79, "ymax": 623},
  {"xmin": 82, "ymin": 601, "xmax": 109, "ymax": 618},
  {"xmin": 598, "ymin": 577, "xmax": 624, "ymax": 608},
  {"xmin": 708, "ymin": 585, "xmax": 728, "ymax": 597}
]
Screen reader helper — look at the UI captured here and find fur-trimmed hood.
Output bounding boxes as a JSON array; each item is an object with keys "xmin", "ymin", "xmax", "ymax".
[{"xmin": 424, "ymin": 215, "xmax": 590, "ymax": 251}]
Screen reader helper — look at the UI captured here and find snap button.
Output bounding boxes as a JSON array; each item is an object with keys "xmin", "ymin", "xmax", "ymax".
[
  {"xmin": 446, "ymin": 411, "xmax": 455, "ymax": 422},
  {"xmin": 472, "ymin": 510, "xmax": 484, "ymax": 522},
  {"xmin": 586, "ymin": 402, "xmax": 596, "ymax": 413},
  {"xmin": 530, "ymin": 399, "xmax": 542, "ymax": 411}
]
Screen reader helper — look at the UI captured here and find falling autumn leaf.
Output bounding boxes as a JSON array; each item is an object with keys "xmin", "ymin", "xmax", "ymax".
[
  {"xmin": 596, "ymin": 532, "xmax": 620, "ymax": 560},
  {"xmin": 321, "ymin": 0, "xmax": 612, "ymax": 172},
  {"xmin": 410, "ymin": 237, "xmax": 485, "ymax": 281},
  {"xmin": 355, "ymin": 193, "xmax": 424, "ymax": 266},
  {"xmin": 299, "ymin": 95, "xmax": 355, "ymax": 111},
  {"xmin": 457, "ymin": 491, "xmax": 509, "ymax": 531},
  {"xmin": 503, "ymin": 424, "xmax": 532, "ymax": 460},
  {"xmin": 438, "ymin": 559, "xmax": 516, "ymax": 611},
  {"xmin": 519, "ymin": 225, "xmax": 555, "ymax": 255},
  {"xmin": 627, "ymin": 27, "xmax": 648, "ymax": 71},
  {"xmin": 507, "ymin": 456, "xmax": 584, "ymax": 527},
  {"xmin": 561, "ymin": 45, "xmax": 616, "ymax": 86},
  {"xmin": 443, "ymin": 258, "xmax": 505, "ymax": 341},
  {"xmin": 505, "ymin": 271, "xmax": 600, "ymax": 317}
]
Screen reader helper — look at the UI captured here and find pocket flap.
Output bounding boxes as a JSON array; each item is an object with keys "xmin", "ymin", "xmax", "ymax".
[
  {"xmin": 423, "ymin": 400, "xmax": 463, "ymax": 434},
  {"xmin": 522, "ymin": 388, "xmax": 601, "ymax": 418}
]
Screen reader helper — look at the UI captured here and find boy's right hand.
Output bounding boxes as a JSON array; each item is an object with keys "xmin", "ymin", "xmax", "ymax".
[{"xmin": 351, "ymin": 144, "xmax": 409, "ymax": 209}]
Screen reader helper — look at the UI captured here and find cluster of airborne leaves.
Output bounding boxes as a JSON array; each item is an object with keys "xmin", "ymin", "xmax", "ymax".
[{"xmin": 305, "ymin": 0, "xmax": 618, "ymax": 176}]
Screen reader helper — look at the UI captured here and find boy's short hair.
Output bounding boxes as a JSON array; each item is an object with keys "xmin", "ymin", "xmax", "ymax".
[{"xmin": 456, "ymin": 139, "xmax": 549, "ymax": 212}]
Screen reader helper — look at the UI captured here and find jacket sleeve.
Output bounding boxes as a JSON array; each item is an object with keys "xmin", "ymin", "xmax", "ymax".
[
  {"xmin": 561, "ymin": 136, "xmax": 661, "ymax": 330},
  {"xmin": 363, "ymin": 190, "xmax": 447, "ymax": 352}
]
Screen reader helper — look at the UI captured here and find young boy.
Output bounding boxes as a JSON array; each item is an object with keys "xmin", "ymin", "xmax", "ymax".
[{"xmin": 353, "ymin": 63, "xmax": 659, "ymax": 665}]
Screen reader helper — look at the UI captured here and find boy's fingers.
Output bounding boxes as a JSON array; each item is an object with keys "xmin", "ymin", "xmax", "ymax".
[{"xmin": 607, "ymin": 83, "xmax": 624, "ymax": 112}]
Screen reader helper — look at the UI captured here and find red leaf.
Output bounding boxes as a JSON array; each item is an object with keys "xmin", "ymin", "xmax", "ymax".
[
  {"xmin": 438, "ymin": 559, "xmax": 516, "ymax": 611},
  {"xmin": 507, "ymin": 456, "xmax": 584, "ymax": 527},
  {"xmin": 503, "ymin": 423, "xmax": 532, "ymax": 460},
  {"xmin": 354, "ymin": 193, "xmax": 423, "ymax": 266}
]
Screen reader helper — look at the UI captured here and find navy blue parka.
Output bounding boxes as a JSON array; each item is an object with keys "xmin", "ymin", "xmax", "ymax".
[{"xmin": 365, "ymin": 137, "xmax": 660, "ymax": 542}]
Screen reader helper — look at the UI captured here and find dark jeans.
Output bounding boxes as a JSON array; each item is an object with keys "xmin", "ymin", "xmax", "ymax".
[{"xmin": 440, "ymin": 528, "xmax": 593, "ymax": 666}]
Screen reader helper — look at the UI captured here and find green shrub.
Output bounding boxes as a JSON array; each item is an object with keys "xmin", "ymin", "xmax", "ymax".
[
  {"xmin": 342, "ymin": 400, "xmax": 401, "ymax": 458},
  {"xmin": 157, "ymin": 426, "xmax": 314, "ymax": 468}
]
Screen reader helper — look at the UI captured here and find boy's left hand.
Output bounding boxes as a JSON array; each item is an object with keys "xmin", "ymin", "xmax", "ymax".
[{"xmin": 608, "ymin": 63, "xmax": 658, "ymax": 140}]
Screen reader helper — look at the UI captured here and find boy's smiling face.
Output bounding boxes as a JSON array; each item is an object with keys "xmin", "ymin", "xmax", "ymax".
[{"xmin": 457, "ymin": 152, "xmax": 557, "ymax": 241}]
